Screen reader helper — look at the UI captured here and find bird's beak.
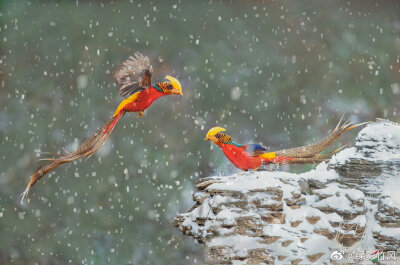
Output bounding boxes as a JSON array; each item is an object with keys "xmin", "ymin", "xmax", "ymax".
[
  {"xmin": 171, "ymin": 88, "xmax": 183, "ymax": 96},
  {"xmin": 204, "ymin": 136, "xmax": 209, "ymax": 141}
]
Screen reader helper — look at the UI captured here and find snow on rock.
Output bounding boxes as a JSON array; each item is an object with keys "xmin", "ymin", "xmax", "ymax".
[{"xmin": 174, "ymin": 120, "xmax": 400, "ymax": 264}]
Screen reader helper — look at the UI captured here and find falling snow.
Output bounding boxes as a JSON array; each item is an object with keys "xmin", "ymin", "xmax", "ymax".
[{"xmin": 1, "ymin": 1, "xmax": 400, "ymax": 265}]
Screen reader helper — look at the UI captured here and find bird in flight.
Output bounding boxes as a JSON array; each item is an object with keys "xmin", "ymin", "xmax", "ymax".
[
  {"xmin": 204, "ymin": 118, "xmax": 367, "ymax": 171},
  {"xmin": 21, "ymin": 52, "xmax": 183, "ymax": 200}
]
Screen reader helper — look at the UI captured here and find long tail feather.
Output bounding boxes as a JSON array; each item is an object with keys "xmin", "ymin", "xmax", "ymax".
[
  {"xmin": 343, "ymin": 121, "xmax": 369, "ymax": 132},
  {"xmin": 274, "ymin": 119, "xmax": 368, "ymax": 158},
  {"xmin": 276, "ymin": 143, "xmax": 350, "ymax": 165},
  {"xmin": 334, "ymin": 114, "xmax": 345, "ymax": 132},
  {"xmin": 21, "ymin": 111, "xmax": 125, "ymax": 201}
]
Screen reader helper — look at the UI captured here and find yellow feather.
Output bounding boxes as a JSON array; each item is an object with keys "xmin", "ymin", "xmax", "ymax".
[
  {"xmin": 113, "ymin": 91, "xmax": 140, "ymax": 116},
  {"xmin": 205, "ymin": 127, "xmax": 226, "ymax": 140},
  {"xmin": 259, "ymin": 152, "xmax": 276, "ymax": 159},
  {"xmin": 165, "ymin": 75, "xmax": 182, "ymax": 94}
]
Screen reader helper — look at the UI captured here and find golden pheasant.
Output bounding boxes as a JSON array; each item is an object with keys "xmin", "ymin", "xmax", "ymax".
[
  {"xmin": 205, "ymin": 118, "xmax": 367, "ymax": 171},
  {"xmin": 22, "ymin": 52, "xmax": 182, "ymax": 200}
]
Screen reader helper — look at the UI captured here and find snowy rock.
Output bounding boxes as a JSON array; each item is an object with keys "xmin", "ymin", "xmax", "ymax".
[{"xmin": 174, "ymin": 120, "xmax": 400, "ymax": 264}]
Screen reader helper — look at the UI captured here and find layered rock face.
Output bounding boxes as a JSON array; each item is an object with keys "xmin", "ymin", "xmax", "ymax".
[{"xmin": 174, "ymin": 120, "xmax": 400, "ymax": 264}]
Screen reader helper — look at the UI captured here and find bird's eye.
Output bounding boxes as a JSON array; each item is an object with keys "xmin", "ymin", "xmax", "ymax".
[{"xmin": 215, "ymin": 133, "xmax": 222, "ymax": 139}]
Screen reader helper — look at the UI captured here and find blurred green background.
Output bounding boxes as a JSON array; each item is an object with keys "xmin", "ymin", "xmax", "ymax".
[{"xmin": 0, "ymin": 0, "xmax": 399, "ymax": 264}]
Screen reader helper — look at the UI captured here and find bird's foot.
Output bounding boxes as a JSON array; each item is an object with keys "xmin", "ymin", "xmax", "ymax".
[
  {"xmin": 137, "ymin": 111, "xmax": 145, "ymax": 118},
  {"xmin": 238, "ymin": 171, "xmax": 251, "ymax": 176}
]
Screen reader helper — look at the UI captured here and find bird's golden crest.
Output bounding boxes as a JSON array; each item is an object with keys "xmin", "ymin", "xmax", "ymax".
[
  {"xmin": 205, "ymin": 127, "xmax": 226, "ymax": 140},
  {"xmin": 165, "ymin": 75, "xmax": 183, "ymax": 95}
]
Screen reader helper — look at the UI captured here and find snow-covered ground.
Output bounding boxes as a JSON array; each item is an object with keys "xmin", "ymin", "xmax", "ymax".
[{"xmin": 175, "ymin": 120, "xmax": 400, "ymax": 264}]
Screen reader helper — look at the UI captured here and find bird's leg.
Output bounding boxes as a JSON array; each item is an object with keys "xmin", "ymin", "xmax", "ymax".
[{"xmin": 137, "ymin": 111, "xmax": 145, "ymax": 118}]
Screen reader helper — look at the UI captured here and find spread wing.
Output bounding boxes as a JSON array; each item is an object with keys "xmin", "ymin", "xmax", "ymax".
[
  {"xmin": 113, "ymin": 52, "xmax": 153, "ymax": 98},
  {"xmin": 244, "ymin": 144, "xmax": 268, "ymax": 156}
]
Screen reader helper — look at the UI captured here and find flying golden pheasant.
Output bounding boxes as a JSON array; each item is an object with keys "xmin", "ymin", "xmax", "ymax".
[
  {"xmin": 22, "ymin": 52, "xmax": 183, "ymax": 200},
  {"xmin": 205, "ymin": 118, "xmax": 367, "ymax": 171}
]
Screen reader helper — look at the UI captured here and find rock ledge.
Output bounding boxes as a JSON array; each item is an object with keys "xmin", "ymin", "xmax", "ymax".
[{"xmin": 174, "ymin": 120, "xmax": 400, "ymax": 264}]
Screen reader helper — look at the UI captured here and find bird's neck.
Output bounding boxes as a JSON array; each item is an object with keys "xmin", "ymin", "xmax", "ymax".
[
  {"xmin": 149, "ymin": 85, "xmax": 167, "ymax": 99},
  {"xmin": 153, "ymin": 82, "xmax": 171, "ymax": 93},
  {"xmin": 217, "ymin": 141, "xmax": 242, "ymax": 148}
]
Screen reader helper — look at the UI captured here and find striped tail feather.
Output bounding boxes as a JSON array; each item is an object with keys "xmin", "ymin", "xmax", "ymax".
[
  {"xmin": 274, "ymin": 144, "xmax": 349, "ymax": 165},
  {"xmin": 274, "ymin": 118, "xmax": 368, "ymax": 159},
  {"xmin": 21, "ymin": 111, "xmax": 125, "ymax": 201}
]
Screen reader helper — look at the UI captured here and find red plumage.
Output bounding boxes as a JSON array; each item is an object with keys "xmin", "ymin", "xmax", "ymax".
[
  {"xmin": 217, "ymin": 143, "xmax": 264, "ymax": 170},
  {"xmin": 22, "ymin": 53, "xmax": 183, "ymax": 200},
  {"xmin": 123, "ymin": 86, "xmax": 165, "ymax": 113}
]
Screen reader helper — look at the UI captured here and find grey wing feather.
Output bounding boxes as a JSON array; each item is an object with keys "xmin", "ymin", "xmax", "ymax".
[{"xmin": 114, "ymin": 52, "xmax": 153, "ymax": 98}]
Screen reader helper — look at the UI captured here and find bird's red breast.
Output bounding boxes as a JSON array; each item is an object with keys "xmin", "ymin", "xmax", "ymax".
[
  {"xmin": 217, "ymin": 143, "xmax": 263, "ymax": 170},
  {"xmin": 124, "ymin": 86, "xmax": 165, "ymax": 112},
  {"xmin": 113, "ymin": 86, "xmax": 165, "ymax": 115}
]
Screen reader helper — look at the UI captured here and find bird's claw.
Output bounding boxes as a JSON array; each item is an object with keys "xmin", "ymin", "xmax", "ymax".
[{"xmin": 137, "ymin": 111, "xmax": 144, "ymax": 118}]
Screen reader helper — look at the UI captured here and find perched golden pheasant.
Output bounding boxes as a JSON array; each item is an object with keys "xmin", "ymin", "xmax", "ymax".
[
  {"xmin": 205, "ymin": 118, "xmax": 367, "ymax": 171},
  {"xmin": 22, "ymin": 52, "xmax": 182, "ymax": 200}
]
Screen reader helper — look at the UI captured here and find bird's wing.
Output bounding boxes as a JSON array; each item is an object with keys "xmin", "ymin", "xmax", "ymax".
[
  {"xmin": 113, "ymin": 52, "xmax": 153, "ymax": 98},
  {"xmin": 244, "ymin": 144, "xmax": 268, "ymax": 156},
  {"xmin": 112, "ymin": 91, "xmax": 142, "ymax": 117}
]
